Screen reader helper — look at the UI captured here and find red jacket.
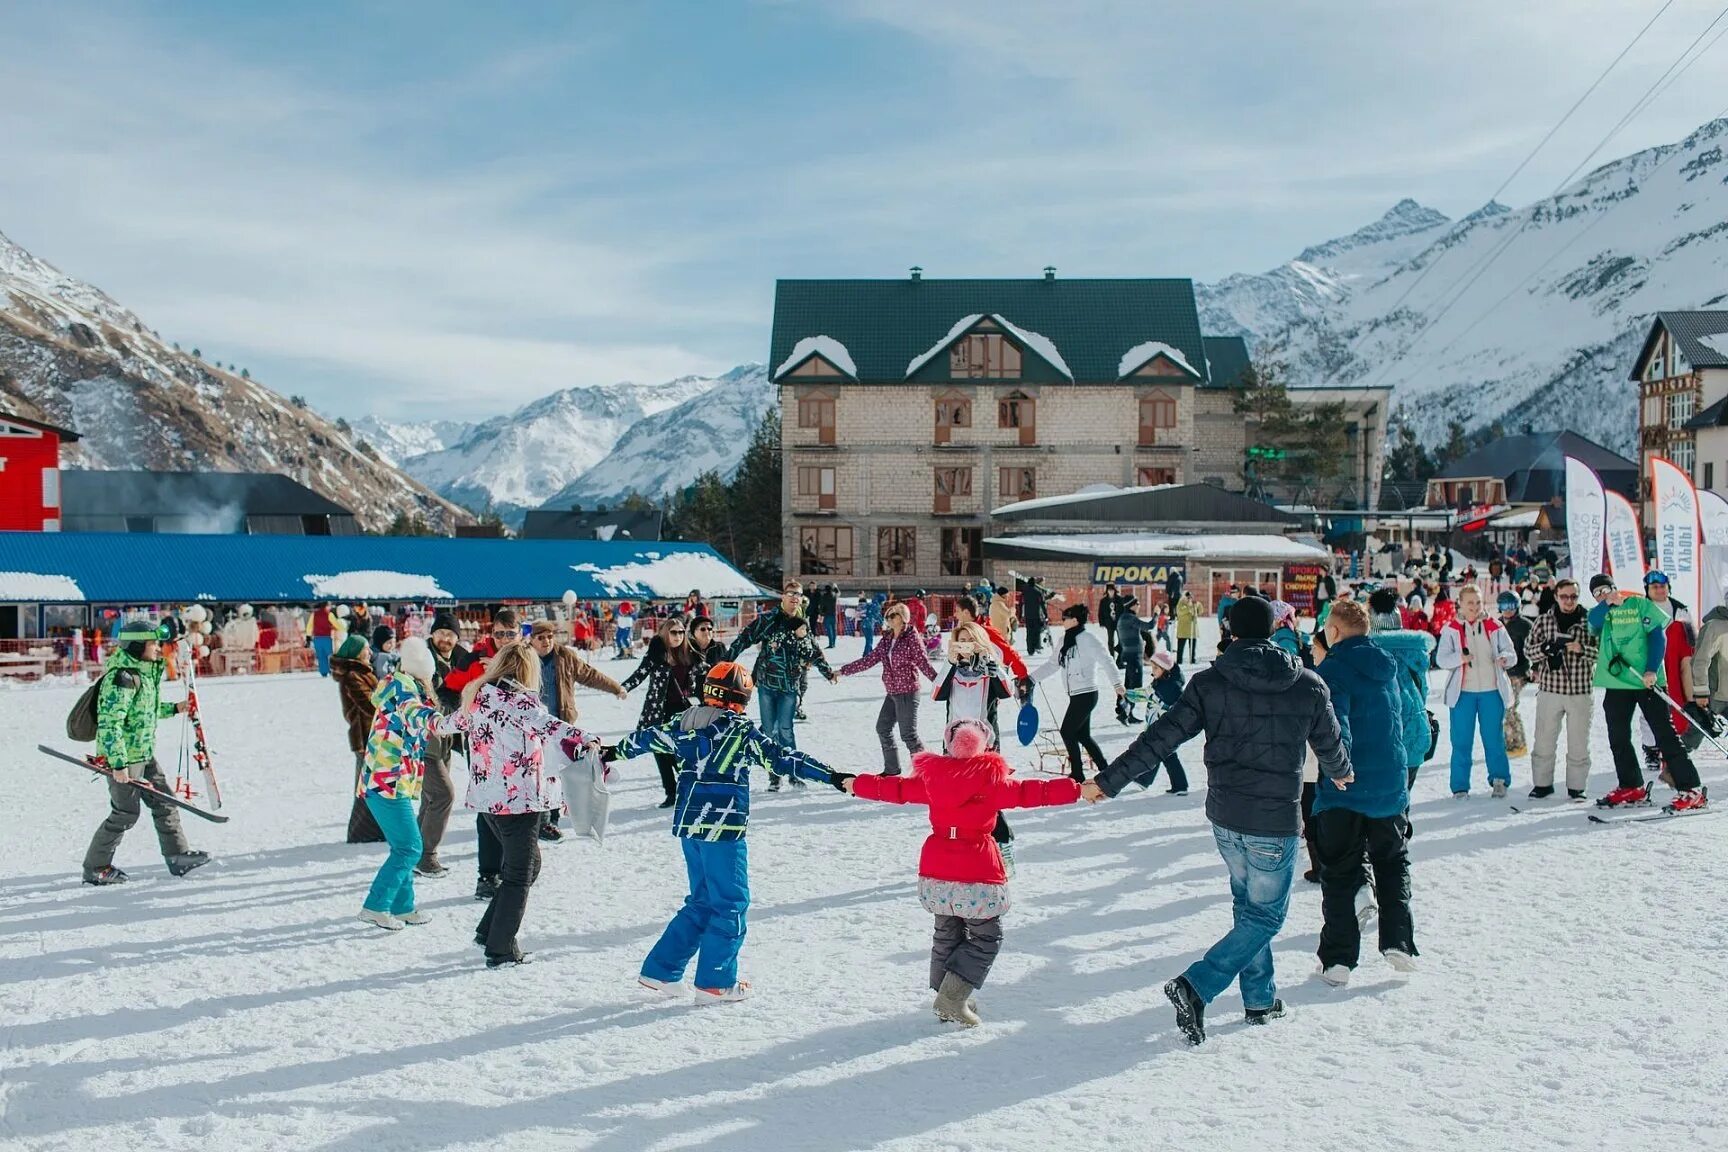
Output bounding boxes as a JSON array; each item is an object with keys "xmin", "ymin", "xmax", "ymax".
[
  {"xmin": 852, "ymin": 748, "xmax": 1080, "ymax": 884},
  {"xmin": 977, "ymin": 620, "xmax": 1028, "ymax": 680},
  {"xmin": 906, "ymin": 598, "xmax": 929, "ymax": 635},
  {"xmin": 1664, "ymin": 616, "xmax": 1694, "ymax": 735}
]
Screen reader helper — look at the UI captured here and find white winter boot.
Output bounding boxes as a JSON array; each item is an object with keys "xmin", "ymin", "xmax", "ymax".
[
  {"xmin": 1382, "ymin": 948, "xmax": 1418, "ymax": 973},
  {"xmin": 1318, "ymin": 964, "xmax": 1352, "ymax": 988},
  {"xmin": 358, "ymin": 909, "xmax": 404, "ymax": 931}
]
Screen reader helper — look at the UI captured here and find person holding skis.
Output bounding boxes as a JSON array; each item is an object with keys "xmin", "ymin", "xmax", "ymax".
[
  {"xmin": 1523, "ymin": 579, "xmax": 1597, "ymax": 800},
  {"xmin": 724, "ymin": 582, "xmax": 836, "ymax": 776},
  {"xmin": 1083, "ymin": 595, "xmax": 1350, "ymax": 1045},
  {"xmin": 839, "ymin": 600, "xmax": 937, "ymax": 776},
  {"xmin": 830, "ymin": 717, "xmax": 1081, "ymax": 1027},
  {"xmin": 607, "ymin": 661, "xmax": 835, "ymax": 1003},
  {"xmin": 332, "ymin": 633, "xmax": 385, "ymax": 844},
  {"xmin": 81, "ymin": 616, "xmax": 210, "ymax": 885},
  {"xmin": 1589, "ymin": 574, "xmax": 1707, "ymax": 811},
  {"xmin": 356, "ymin": 636, "xmax": 441, "ymax": 931},
  {"xmin": 1435, "ymin": 585, "xmax": 1517, "ymax": 798},
  {"xmin": 1496, "ymin": 592, "xmax": 1532, "ymax": 758},
  {"xmin": 1032, "ymin": 604, "xmax": 1126, "ymax": 782}
]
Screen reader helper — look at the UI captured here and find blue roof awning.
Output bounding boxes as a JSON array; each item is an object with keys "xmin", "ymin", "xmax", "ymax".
[{"xmin": 0, "ymin": 533, "xmax": 765, "ymax": 604}]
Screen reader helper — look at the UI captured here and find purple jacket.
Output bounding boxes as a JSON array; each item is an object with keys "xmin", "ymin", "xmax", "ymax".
[{"xmin": 841, "ymin": 631, "xmax": 937, "ymax": 695}]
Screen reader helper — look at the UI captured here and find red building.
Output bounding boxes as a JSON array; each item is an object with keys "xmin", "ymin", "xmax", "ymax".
[{"xmin": 0, "ymin": 410, "xmax": 79, "ymax": 532}]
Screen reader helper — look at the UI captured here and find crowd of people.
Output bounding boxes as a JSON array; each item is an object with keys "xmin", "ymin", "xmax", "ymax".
[{"xmin": 74, "ymin": 553, "xmax": 1714, "ymax": 1045}]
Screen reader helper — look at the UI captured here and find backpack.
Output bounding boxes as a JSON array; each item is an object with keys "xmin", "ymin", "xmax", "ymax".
[{"xmin": 65, "ymin": 668, "xmax": 135, "ymax": 742}]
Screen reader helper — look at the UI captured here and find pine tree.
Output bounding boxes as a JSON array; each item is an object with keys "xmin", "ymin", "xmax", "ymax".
[{"xmin": 728, "ymin": 406, "xmax": 783, "ymax": 584}]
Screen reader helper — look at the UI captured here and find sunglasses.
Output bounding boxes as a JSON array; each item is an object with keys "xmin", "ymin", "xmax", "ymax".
[
  {"xmin": 491, "ymin": 630, "xmax": 515, "ymax": 640},
  {"xmin": 665, "ymin": 629, "xmax": 686, "ymax": 636}
]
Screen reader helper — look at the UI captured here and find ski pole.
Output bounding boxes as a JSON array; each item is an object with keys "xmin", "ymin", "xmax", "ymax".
[{"xmin": 1654, "ymin": 686, "xmax": 1728, "ymax": 762}]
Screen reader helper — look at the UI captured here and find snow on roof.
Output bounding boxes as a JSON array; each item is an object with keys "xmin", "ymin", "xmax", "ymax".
[
  {"xmin": 987, "ymin": 533, "xmax": 1331, "ymax": 562},
  {"xmin": 906, "ymin": 315, "xmax": 984, "ymax": 377},
  {"xmin": 1702, "ymin": 333, "xmax": 1728, "ymax": 359},
  {"xmin": 303, "ymin": 571, "xmax": 453, "ymax": 601},
  {"xmin": 904, "ymin": 314, "xmax": 1073, "ymax": 380},
  {"xmin": 1488, "ymin": 508, "xmax": 1541, "ymax": 528},
  {"xmin": 0, "ymin": 572, "xmax": 84, "ymax": 602},
  {"xmin": 1118, "ymin": 340, "xmax": 1200, "ymax": 379},
  {"xmin": 993, "ymin": 483, "xmax": 1175, "ymax": 516},
  {"xmin": 571, "ymin": 551, "xmax": 761, "ymax": 599},
  {"xmin": 775, "ymin": 335, "xmax": 857, "ymax": 380}
]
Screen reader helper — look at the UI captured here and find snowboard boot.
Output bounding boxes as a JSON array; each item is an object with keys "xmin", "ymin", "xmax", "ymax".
[
  {"xmin": 1666, "ymin": 786, "xmax": 1709, "ymax": 814},
  {"xmin": 1597, "ymin": 783, "xmax": 1653, "ymax": 809},
  {"xmin": 82, "ymin": 865, "xmax": 129, "ymax": 886},
  {"xmin": 358, "ymin": 909, "xmax": 404, "ymax": 931},
  {"xmin": 167, "ymin": 851, "xmax": 210, "ymax": 877},
  {"xmin": 1382, "ymin": 948, "xmax": 1418, "ymax": 973},
  {"xmin": 933, "ymin": 972, "xmax": 981, "ymax": 1027},
  {"xmin": 1318, "ymin": 964, "xmax": 1352, "ymax": 988},
  {"xmin": 1164, "ymin": 975, "xmax": 1206, "ymax": 1045},
  {"xmin": 475, "ymin": 873, "xmax": 501, "ymax": 902},
  {"xmin": 1244, "ymin": 999, "xmax": 1288, "ymax": 1026},
  {"xmin": 1527, "ymin": 785, "xmax": 1555, "ymax": 799}
]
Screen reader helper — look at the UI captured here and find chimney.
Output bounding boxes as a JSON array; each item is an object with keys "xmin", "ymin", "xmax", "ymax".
[
  {"xmin": 1043, "ymin": 266, "xmax": 1057, "ymax": 281},
  {"xmin": 909, "ymin": 266, "xmax": 923, "ymax": 281}
]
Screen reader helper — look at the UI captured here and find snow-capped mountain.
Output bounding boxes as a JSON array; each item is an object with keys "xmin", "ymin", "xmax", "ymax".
[
  {"xmin": 0, "ymin": 229, "xmax": 466, "ymax": 532},
  {"xmin": 387, "ymin": 373, "xmax": 726, "ymax": 518},
  {"xmin": 1199, "ymin": 117, "xmax": 1728, "ymax": 454},
  {"xmin": 542, "ymin": 364, "xmax": 773, "ymax": 507},
  {"xmin": 350, "ymin": 415, "xmax": 474, "ymax": 466}
]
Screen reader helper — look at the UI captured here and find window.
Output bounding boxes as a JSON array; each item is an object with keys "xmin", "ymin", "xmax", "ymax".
[
  {"xmin": 941, "ymin": 527, "xmax": 984, "ymax": 576},
  {"xmin": 1706, "ymin": 462, "xmax": 1715, "ymax": 491},
  {"xmin": 1138, "ymin": 390, "xmax": 1178, "ymax": 445},
  {"xmin": 41, "ymin": 467, "xmax": 59, "ymax": 509},
  {"xmin": 998, "ymin": 391, "xmax": 1036, "ymax": 446},
  {"xmin": 877, "ymin": 527, "xmax": 917, "ymax": 575},
  {"xmin": 799, "ymin": 526, "xmax": 854, "ymax": 576},
  {"xmin": 1648, "ymin": 348, "xmax": 1666, "ymax": 381},
  {"xmin": 1137, "ymin": 466, "xmax": 1177, "ymax": 486},
  {"xmin": 1643, "ymin": 393, "xmax": 1664, "ymax": 426},
  {"xmin": 1672, "ymin": 439, "xmax": 1696, "ymax": 475},
  {"xmin": 934, "ymin": 466, "xmax": 973, "ymax": 513},
  {"xmin": 950, "ymin": 333, "xmax": 1021, "ymax": 379},
  {"xmin": 934, "ymin": 394, "xmax": 972, "ymax": 444},
  {"xmin": 796, "ymin": 465, "xmax": 837, "ymax": 510},
  {"xmin": 998, "ymin": 466, "xmax": 1036, "ymax": 501},
  {"xmin": 797, "ymin": 393, "xmax": 836, "ymax": 445},
  {"xmin": 1667, "ymin": 390, "xmax": 1695, "ymax": 430}
]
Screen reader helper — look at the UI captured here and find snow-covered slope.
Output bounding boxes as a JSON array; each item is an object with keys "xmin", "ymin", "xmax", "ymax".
[
  {"xmin": 0, "ymin": 229, "xmax": 467, "ymax": 532},
  {"xmin": 542, "ymin": 363, "xmax": 772, "ymax": 507},
  {"xmin": 349, "ymin": 415, "xmax": 473, "ymax": 466},
  {"xmin": 1198, "ymin": 117, "xmax": 1728, "ymax": 454},
  {"xmin": 390, "ymin": 374, "xmax": 725, "ymax": 517}
]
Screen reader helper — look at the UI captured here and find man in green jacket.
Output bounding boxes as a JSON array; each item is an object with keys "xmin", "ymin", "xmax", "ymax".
[
  {"xmin": 82, "ymin": 617, "xmax": 211, "ymax": 885},
  {"xmin": 1587, "ymin": 575, "xmax": 1707, "ymax": 812}
]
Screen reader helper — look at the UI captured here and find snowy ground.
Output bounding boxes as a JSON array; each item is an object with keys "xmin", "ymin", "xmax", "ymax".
[{"xmin": 3, "ymin": 625, "xmax": 1726, "ymax": 1152}]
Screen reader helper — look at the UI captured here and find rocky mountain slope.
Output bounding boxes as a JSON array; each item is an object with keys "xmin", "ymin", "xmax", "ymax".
[
  {"xmin": 350, "ymin": 415, "xmax": 474, "ymax": 466},
  {"xmin": 1198, "ymin": 117, "xmax": 1728, "ymax": 454},
  {"xmin": 0, "ymin": 230, "xmax": 467, "ymax": 533},
  {"xmin": 540, "ymin": 363, "xmax": 772, "ymax": 508}
]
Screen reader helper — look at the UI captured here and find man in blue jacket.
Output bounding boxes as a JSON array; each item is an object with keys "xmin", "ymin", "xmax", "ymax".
[{"xmin": 1312, "ymin": 599, "xmax": 1417, "ymax": 987}]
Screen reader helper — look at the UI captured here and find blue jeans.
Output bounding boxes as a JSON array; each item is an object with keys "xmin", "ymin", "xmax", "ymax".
[
  {"xmin": 1449, "ymin": 690, "xmax": 1510, "ymax": 792},
  {"xmin": 759, "ymin": 687, "xmax": 798, "ymax": 753},
  {"xmin": 862, "ymin": 626, "xmax": 876, "ymax": 657},
  {"xmin": 311, "ymin": 635, "xmax": 333, "ymax": 677},
  {"xmin": 643, "ymin": 838, "xmax": 750, "ymax": 990},
  {"xmin": 1181, "ymin": 826, "xmax": 1298, "ymax": 1010},
  {"xmin": 824, "ymin": 613, "xmax": 838, "ymax": 648},
  {"xmin": 362, "ymin": 793, "xmax": 421, "ymax": 916}
]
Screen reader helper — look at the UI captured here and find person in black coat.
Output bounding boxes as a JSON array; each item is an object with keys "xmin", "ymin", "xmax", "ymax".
[
  {"xmin": 1099, "ymin": 582, "xmax": 1125, "ymax": 659},
  {"xmin": 1085, "ymin": 596, "xmax": 1351, "ymax": 1045},
  {"xmin": 622, "ymin": 615, "xmax": 702, "ymax": 807},
  {"xmin": 1016, "ymin": 574, "xmax": 1053, "ymax": 655}
]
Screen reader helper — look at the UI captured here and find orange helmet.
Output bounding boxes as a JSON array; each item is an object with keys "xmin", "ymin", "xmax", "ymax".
[{"xmin": 702, "ymin": 661, "xmax": 754, "ymax": 710}]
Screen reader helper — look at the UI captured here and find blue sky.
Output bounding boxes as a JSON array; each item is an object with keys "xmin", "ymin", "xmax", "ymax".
[{"xmin": 4, "ymin": 0, "xmax": 1727, "ymax": 419}]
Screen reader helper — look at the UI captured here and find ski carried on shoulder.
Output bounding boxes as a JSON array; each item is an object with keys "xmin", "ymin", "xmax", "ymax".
[{"xmin": 38, "ymin": 744, "xmax": 230, "ymax": 823}]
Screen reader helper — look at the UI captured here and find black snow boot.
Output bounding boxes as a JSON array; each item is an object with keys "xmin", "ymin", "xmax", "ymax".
[
  {"xmin": 1527, "ymin": 785, "xmax": 1555, "ymax": 799},
  {"xmin": 486, "ymin": 951, "xmax": 533, "ymax": 969},
  {"xmin": 1165, "ymin": 975, "xmax": 1206, "ymax": 1046},
  {"xmin": 1244, "ymin": 999, "xmax": 1288, "ymax": 1026},
  {"xmin": 83, "ymin": 865, "xmax": 129, "ymax": 886},
  {"xmin": 475, "ymin": 873, "xmax": 500, "ymax": 902},
  {"xmin": 167, "ymin": 851, "xmax": 210, "ymax": 877}
]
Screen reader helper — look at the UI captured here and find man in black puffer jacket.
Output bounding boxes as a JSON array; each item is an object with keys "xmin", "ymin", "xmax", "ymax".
[{"xmin": 1086, "ymin": 596, "xmax": 1351, "ymax": 1045}]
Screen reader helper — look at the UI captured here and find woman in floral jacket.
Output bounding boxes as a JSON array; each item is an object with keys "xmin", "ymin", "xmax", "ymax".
[
  {"xmin": 441, "ymin": 642, "xmax": 597, "ymax": 967},
  {"xmin": 839, "ymin": 601, "xmax": 937, "ymax": 775}
]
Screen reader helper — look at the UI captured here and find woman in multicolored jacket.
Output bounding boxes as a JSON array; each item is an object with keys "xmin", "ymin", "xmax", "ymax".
[
  {"xmin": 442, "ymin": 642, "xmax": 598, "ymax": 967},
  {"xmin": 356, "ymin": 637, "xmax": 442, "ymax": 931}
]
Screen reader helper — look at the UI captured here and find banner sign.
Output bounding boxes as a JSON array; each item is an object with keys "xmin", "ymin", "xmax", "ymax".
[
  {"xmin": 1603, "ymin": 491, "xmax": 1645, "ymax": 594},
  {"xmin": 1281, "ymin": 562, "xmax": 1327, "ymax": 615},
  {"xmin": 1090, "ymin": 561, "xmax": 1184, "ymax": 586},
  {"xmin": 1563, "ymin": 455, "xmax": 1605, "ymax": 581},
  {"xmin": 1651, "ymin": 457, "xmax": 1701, "ymax": 615},
  {"xmin": 1699, "ymin": 491, "xmax": 1728, "ymax": 614}
]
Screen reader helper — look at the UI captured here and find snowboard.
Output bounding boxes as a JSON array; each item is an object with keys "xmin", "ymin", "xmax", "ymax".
[
  {"xmin": 1015, "ymin": 702, "xmax": 1039, "ymax": 746},
  {"xmin": 38, "ymin": 744, "xmax": 230, "ymax": 823}
]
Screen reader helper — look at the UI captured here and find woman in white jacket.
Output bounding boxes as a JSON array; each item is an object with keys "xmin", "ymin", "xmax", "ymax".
[
  {"xmin": 1032, "ymin": 604, "xmax": 1126, "ymax": 782},
  {"xmin": 1434, "ymin": 585, "xmax": 1517, "ymax": 798}
]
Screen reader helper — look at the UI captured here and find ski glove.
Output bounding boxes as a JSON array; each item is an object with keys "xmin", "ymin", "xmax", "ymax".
[
  {"xmin": 1015, "ymin": 677, "xmax": 1033, "ymax": 703},
  {"xmin": 596, "ymin": 743, "xmax": 620, "ymax": 763},
  {"xmin": 828, "ymin": 771, "xmax": 855, "ymax": 793}
]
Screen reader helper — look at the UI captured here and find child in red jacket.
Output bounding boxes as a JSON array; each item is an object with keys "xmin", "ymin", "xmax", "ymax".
[{"xmin": 834, "ymin": 717, "xmax": 1081, "ymax": 1027}]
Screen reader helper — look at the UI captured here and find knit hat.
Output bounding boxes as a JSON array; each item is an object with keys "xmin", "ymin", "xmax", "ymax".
[
  {"xmin": 1228, "ymin": 596, "xmax": 1276, "ymax": 640},
  {"xmin": 1588, "ymin": 574, "xmax": 1616, "ymax": 597},
  {"xmin": 690, "ymin": 614, "xmax": 714, "ymax": 629},
  {"xmin": 1149, "ymin": 649, "xmax": 1176, "ymax": 672},
  {"xmin": 335, "ymin": 634, "xmax": 367, "ymax": 661},
  {"xmin": 1270, "ymin": 600, "xmax": 1296, "ymax": 627},
  {"xmin": 942, "ymin": 717, "xmax": 994, "ymax": 758},
  {"xmin": 430, "ymin": 611, "xmax": 460, "ymax": 638},
  {"xmin": 398, "ymin": 636, "xmax": 435, "ymax": 682},
  {"xmin": 529, "ymin": 619, "xmax": 558, "ymax": 637},
  {"xmin": 371, "ymin": 625, "xmax": 395, "ymax": 649},
  {"xmin": 1496, "ymin": 592, "xmax": 1519, "ymax": 612}
]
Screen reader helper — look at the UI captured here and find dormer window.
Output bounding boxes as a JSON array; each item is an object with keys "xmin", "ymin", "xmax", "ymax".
[{"xmin": 951, "ymin": 334, "xmax": 1021, "ymax": 379}]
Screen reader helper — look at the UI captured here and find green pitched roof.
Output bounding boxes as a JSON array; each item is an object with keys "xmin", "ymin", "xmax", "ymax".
[
  {"xmin": 770, "ymin": 277, "xmax": 1209, "ymax": 385},
  {"xmin": 1202, "ymin": 335, "xmax": 1252, "ymax": 389}
]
